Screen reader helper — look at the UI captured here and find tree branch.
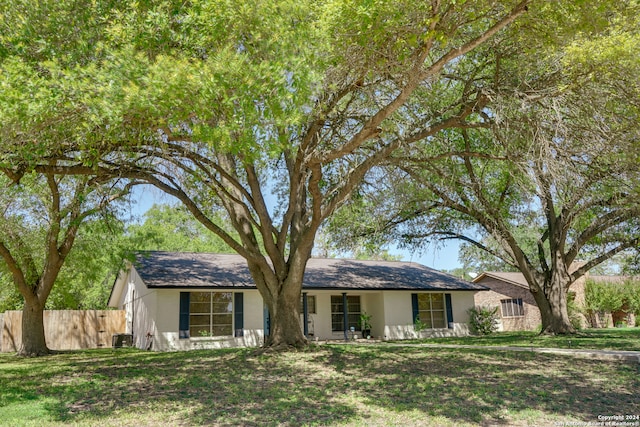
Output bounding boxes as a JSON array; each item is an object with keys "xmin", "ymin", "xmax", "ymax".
[
  {"xmin": 315, "ymin": 1, "xmax": 530, "ymax": 165},
  {"xmin": 570, "ymin": 238, "xmax": 640, "ymax": 282},
  {"xmin": 433, "ymin": 231, "xmax": 519, "ymax": 269},
  {"xmin": 0, "ymin": 240, "xmax": 30, "ymax": 299},
  {"xmin": 566, "ymin": 207, "xmax": 640, "ymax": 264}
]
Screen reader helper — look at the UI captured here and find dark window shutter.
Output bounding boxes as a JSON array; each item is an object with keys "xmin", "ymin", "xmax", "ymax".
[
  {"xmin": 179, "ymin": 292, "xmax": 190, "ymax": 339},
  {"xmin": 234, "ymin": 292, "xmax": 244, "ymax": 337},
  {"xmin": 445, "ymin": 293, "xmax": 454, "ymax": 329},
  {"xmin": 411, "ymin": 293, "xmax": 419, "ymax": 323}
]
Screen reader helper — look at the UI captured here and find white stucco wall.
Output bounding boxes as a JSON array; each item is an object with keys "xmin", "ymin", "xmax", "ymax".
[
  {"xmin": 125, "ymin": 268, "xmax": 157, "ymax": 350},
  {"xmin": 363, "ymin": 292, "xmax": 384, "ymax": 339},
  {"xmin": 382, "ymin": 291, "xmax": 415, "ymax": 340},
  {"xmin": 111, "ymin": 265, "xmax": 478, "ymax": 350},
  {"xmin": 153, "ymin": 289, "xmax": 265, "ymax": 351},
  {"xmin": 449, "ymin": 291, "xmax": 475, "ymax": 325},
  {"xmin": 243, "ymin": 291, "xmax": 265, "ymax": 347},
  {"xmin": 382, "ymin": 291, "xmax": 476, "ymax": 340},
  {"xmin": 310, "ymin": 293, "xmax": 333, "ymax": 340}
]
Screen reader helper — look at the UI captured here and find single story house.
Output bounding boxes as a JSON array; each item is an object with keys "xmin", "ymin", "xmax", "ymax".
[
  {"xmin": 471, "ymin": 272, "xmax": 545, "ymax": 331},
  {"xmin": 108, "ymin": 251, "xmax": 487, "ymax": 351}
]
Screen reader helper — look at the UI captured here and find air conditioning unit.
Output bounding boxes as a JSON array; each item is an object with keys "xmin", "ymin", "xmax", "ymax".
[{"xmin": 112, "ymin": 333, "xmax": 133, "ymax": 348}]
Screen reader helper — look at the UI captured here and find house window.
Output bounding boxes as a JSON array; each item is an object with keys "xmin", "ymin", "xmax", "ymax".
[
  {"xmin": 189, "ymin": 292, "xmax": 233, "ymax": 337},
  {"xmin": 501, "ymin": 298, "xmax": 524, "ymax": 317},
  {"xmin": 299, "ymin": 295, "xmax": 317, "ymax": 314},
  {"xmin": 416, "ymin": 293, "xmax": 447, "ymax": 329},
  {"xmin": 331, "ymin": 295, "xmax": 361, "ymax": 332}
]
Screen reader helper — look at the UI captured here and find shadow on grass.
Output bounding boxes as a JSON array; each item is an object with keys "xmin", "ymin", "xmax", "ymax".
[
  {"xmin": 0, "ymin": 348, "xmax": 357, "ymax": 426},
  {"xmin": 0, "ymin": 345, "xmax": 638, "ymax": 426},
  {"xmin": 318, "ymin": 345, "xmax": 639, "ymax": 425},
  {"xmin": 404, "ymin": 327, "xmax": 640, "ymax": 351}
]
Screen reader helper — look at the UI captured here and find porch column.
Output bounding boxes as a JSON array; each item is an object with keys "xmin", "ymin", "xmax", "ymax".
[
  {"xmin": 302, "ymin": 292, "xmax": 309, "ymax": 337},
  {"xmin": 342, "ymin": 292, "xmax": 349, "ymax": 341},
  {"xmin": 263, "ymin": 305, "xmax": 270, "ymax": 340}
]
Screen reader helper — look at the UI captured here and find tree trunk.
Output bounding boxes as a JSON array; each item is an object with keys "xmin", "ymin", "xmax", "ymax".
[
  {"xmin": 263, "ymin": 280, "xmax": 307, "ymax": 350},
  {"xmin": 264, "ymin": 292, "xmax": 307, "ymax": 349},
  {"xmin": 531, "ymin": 274, "xmax": 576, "ymax": 335},
  {"xmin": 19, "ymin": 299, "xmax": 50, "ymax": 357}
]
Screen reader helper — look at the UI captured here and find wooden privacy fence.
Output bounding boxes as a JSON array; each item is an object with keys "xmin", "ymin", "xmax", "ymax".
[{"xmin": 1, "ymin": 310, "xmax": 126, "ymax": 352}]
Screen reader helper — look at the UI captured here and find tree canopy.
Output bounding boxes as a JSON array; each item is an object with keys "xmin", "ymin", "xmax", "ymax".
[
  {"xmin": 327, "ymin": 1, "xmax": 640, "ymax": 334},
  {"xmin": 7, "ymin": 0, "xmax": 633, "ymax": 346},
  {"xmin": 0, "ymin": 217, "xmax": 129, "ymax": 312},
  {"xmin": 127, "ymin": 203, "xmax": 236, "ymax": 253},
  {"xmin": 0, "ymin": 170, "xmax": 134, "ymax": 355}
]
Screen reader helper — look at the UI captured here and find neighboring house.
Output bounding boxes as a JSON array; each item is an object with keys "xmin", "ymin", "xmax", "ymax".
[
  {"xmin": 108, "ymin": 251, "xmax": 487, "ymax": 351},
  {"xmin": 472, "ymin": 272, "xmax": 544, "ymax": 331},
  {"xmin": 472, "ymin": 271, "xmax": 637, "ymax": 331}
]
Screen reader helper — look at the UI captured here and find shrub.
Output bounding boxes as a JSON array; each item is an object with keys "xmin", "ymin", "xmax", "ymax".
[
  {"xmin": 413, "ymin": 316, "xmax": 428, "ymax": 332},
  {"xmin": 567, "ymin": 291, "xmax": 584, "ymax": 330},
  {"xmin": 585, "ymin": 279, "xmax": 624, "ymax": 313},
  {"xmin": 622, "ymin": 280, "xmax": 640, "ymax": 316},
  {"xmin": 585, "ymin": 279, "xmax": 640, "ymax": 328},
  {"xmin": 468, "ymin": 306, "xmax": 499, "ymax": 335}
]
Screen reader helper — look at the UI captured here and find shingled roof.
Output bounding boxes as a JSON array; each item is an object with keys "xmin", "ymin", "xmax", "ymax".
[
  {"xmin": 472, "ymin": 272, "xmax": 530, "ymax": 289},
  {"xmin": 131, "ymin": 251, "xmax": 486, "ymax": 291},
  {"xmin": 473, "ymin": 272, "xmax": 638, "ymax": 288}
]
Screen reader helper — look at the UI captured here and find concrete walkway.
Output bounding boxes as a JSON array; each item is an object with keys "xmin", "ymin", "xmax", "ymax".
[{"xmin": 384, "ymin": 342, "xmax": 640, "ymax": 363}]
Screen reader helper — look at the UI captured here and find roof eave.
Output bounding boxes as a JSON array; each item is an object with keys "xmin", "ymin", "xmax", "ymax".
[
  {"xmin": 107, "ymin": 262, "xmax": 132, "ymax": 308},
  {"xmin": 140, "ymin": 285, "xmax": 486, "ymax": 291},
  {"xmin": 473, "ymin": 272, "xmax": 529, "ymax": 289}
]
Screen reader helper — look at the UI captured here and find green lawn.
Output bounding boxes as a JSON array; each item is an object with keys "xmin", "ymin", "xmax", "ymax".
[
  {"xmin": 402, "ymin": 327, "xmax": 640, "ymax": 351},
  {"xmin": 1, "ymin": 343, "xmax": 638, "ymax": 426}
]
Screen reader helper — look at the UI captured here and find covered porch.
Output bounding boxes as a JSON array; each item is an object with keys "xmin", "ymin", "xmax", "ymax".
[{"xmin": 295, "ymin": 290, "xmax": 473, "ymax": 342}]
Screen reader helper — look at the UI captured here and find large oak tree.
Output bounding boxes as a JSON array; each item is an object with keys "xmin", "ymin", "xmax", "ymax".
[
  {"xmin": 330, "ymin": 5, "xmax": 640, "ymax": 334},
  {"xmin": 0, "ymin": 173, "xmax": 134, "ymax": 355}
]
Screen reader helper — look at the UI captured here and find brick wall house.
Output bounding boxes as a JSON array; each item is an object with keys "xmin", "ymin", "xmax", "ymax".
[
  {"xmin": 472, "ymin": 272, "xmax": 589, "ymax": 331},
  {"xmin": 472, "ymin": 273, "xmax": 541, "ymax": 331}
]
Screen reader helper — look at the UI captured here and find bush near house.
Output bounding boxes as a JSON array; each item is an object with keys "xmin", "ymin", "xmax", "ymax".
[{"xmin": 468, "ymin": 306, "xmax": 500, "ymax": 335}]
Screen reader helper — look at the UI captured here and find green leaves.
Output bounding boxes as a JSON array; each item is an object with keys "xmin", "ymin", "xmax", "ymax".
[
  {"xmin": 585, "ymin": 279, "xmax": 628, "ymax": 314},
  {"xmin": 126, "ymin": 203, "xmax": 236, "ymax": 253}
]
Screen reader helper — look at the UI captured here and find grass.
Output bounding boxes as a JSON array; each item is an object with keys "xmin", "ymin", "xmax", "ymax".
[
  {"xmin": 402, "ymin": 327, "xmax": 640, "ymax": 351},
  {"xmin": 1, "ymin": 342, "xmax": 638, "ymax": 426}
]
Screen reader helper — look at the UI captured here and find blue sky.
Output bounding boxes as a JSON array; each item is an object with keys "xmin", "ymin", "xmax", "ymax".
[
  {"xmin": 394, "ymin": 242, "xmax": 461, "ymax": 272},
  {"xmin": 128, "ymin": 185, "xmax": 462, "ymax": 271}
]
